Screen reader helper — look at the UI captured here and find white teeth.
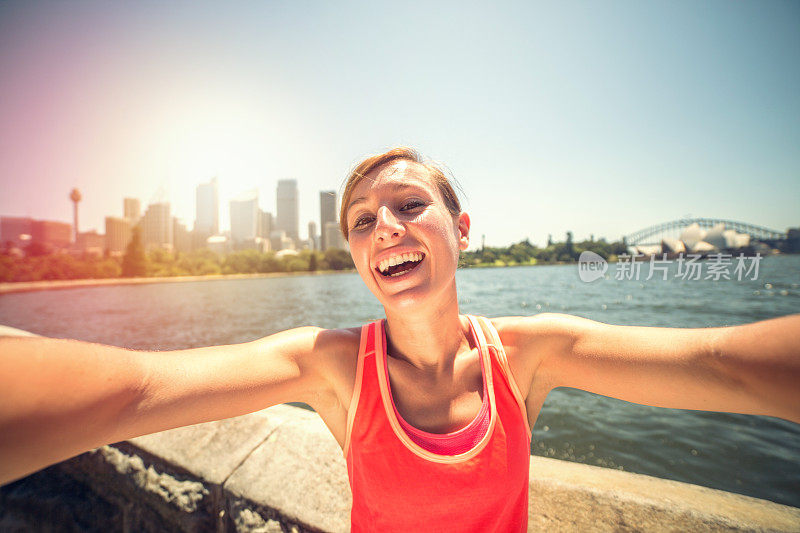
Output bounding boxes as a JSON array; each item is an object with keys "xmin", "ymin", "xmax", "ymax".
[{"xmin": 377, "ymin": 252, "xmax": 423, "ymax": 275}]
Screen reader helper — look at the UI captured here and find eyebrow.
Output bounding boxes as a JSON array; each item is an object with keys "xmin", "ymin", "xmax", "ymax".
[{"xmin": 346, "ymin": 183, "xmax": 425, "ymax": 212}]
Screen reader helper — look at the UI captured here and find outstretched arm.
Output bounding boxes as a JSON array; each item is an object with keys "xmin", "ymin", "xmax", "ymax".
[
  {"xmin": 0, "ymin": 327, "xmax": 339, "ymax": 485},
  {"xmin": 522, "ymin": 313, "xmax": 800, "ymax": 423}
]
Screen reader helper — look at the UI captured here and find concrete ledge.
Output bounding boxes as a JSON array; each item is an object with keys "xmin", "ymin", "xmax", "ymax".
[
  {"xmin": 3, "ymin": 404, "xmax": 797, "ymax": 532},
  {"xmin": 529, "ymin": 456, "xmax": 800, "ymax": 531},
  {"xmin": 1, "ymin": 324, "xmax": 798, "ymax": 531},
  {"xmin": 222, "ymin": 407, "xmax": 350, "ymax": 532}
]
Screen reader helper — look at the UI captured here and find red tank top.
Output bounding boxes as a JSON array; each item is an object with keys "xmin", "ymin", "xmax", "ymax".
[{"xmin": 344, "ymin": 315, "xmax": 532, "ymax": 532}]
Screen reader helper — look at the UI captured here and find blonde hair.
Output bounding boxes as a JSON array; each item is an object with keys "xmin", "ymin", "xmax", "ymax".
[{"xmin": 339, "ymin": 147, "xmax": 462, "ymax": 240}]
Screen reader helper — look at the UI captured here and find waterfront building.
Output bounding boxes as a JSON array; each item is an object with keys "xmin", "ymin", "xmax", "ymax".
[
  {"xmin": 1, "ymin": 216, "xmax": 33, "ymax": 248},
  {"xmin": 634, "ymin": 222, "xmax": 755, "ymax": 256},
  {"xmin": 32, "ymin": 220, "xmax": 72, "ymax": 250},
  {"xmin": 259, "ymin": 210, "xmax": 273, "ymax": 240},
  {"xmin": 205, "ymin": 235, "xmax": 230, "ymax": 255},
  {"xmin": 320, "ymin": 190, "xmax": 337, "ymax": 251},
  {"xmin": 195, "ymin": 177, "xmax": 219, "ymax": 238},
  {"xmin": 124, "ymin": 198, "xmax": 141, "ymax": 226},
  {"xmin": 308, "ymin": 221, "xmax": 318, "ymax": 251},
  {"xmin": 230, "ymin": 190, "xmax": 259, "ymax": 244},
  {"xmin": 277, "ymin": 179, "xmax": 299, "ymax": 245},
  {"xmin": 1, "ymin": 217, "xmax": 72, "ymax": 252},
  {"xmin": 678, "ymin": 222, "xmax": 750, "ymax": 254},
  {"xmin": 76, "ymin": 230, "xmax": 105, "ymax": 257},
  {"xmin": 270, "ymin": 230, "xmax": 294, "ymax": 252},
  {"xmin": 324, "ymin": 221, "xmax": 344, "ymax": 250},
  {"xmin": 141, "ymin": 202, "xmax": 172, "ymax": 251},
  {"xmin": 105, "ymin": 216, "xmax": 131, "ymax": 256},
  {"xmin": 173, "ymin": 218, "xmax": 192, "ymax": 254}
]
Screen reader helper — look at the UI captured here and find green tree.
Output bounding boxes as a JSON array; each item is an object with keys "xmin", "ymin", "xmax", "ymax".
[
  {"xmin": 565, "ymin": 231, "xmax": 575, "ymax": 260},
  {"xmin": 258, "ymin": 252, "xmax": 281, "ymax": 273},
  {"xmin": 24, "ymin": 241, "xmax": 51, "ymax": 257},
  {"xmin": 480, "ymin": 249, "xmax": 497, "ymax": 264},
  {"xmin": 324, "ymin": 248, "xmax": 354, "ymax": 270},
  {"xmin": 285, "ymin": 256, "xmax": 309, "ymax": 272},
  {"xmin": 509, "ymin": 240, "xmax": 536, "ymax": 264},
  {"xmin": 224, "ymin": 250, "xmax": 261, "ymax": 274},
  {"xmin": 122, "ymin": 227, "xmax": 147, "ymax": 277}
]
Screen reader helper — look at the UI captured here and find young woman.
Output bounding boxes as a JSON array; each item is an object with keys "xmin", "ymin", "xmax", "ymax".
[{"xmin": 1, "ymin": 147, "xmax": 798, "ymax": 532}]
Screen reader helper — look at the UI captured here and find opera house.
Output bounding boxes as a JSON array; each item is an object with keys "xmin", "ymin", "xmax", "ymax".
[{"xmin": 633, "ymin": 222, "xmax": 753, "ymax": 257}]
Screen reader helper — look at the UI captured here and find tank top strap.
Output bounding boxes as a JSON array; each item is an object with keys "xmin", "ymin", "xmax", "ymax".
[
  {"xmin": 474, "ymin": 316, "xmax": 532, "ymax": 437},
  {"xmin": 343, "ymin": 320, "xmax": 379, "ymax": 457}
]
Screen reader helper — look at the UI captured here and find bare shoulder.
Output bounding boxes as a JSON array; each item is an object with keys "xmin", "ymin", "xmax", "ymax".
[
  {"xmin": 307, "ymin": 326, "xmax": 361, "ymax": 373},
  {"xmin": 487, "ymin": 313, "xmax": 587, "ymax": 355},
  {"xmin": 295, "ymin": 326, "xmax": 362, "ymax": 448},
  {"xmin": 486, "ymin": 313, "xmax": 594, "ymax": 397},
  {"xmin": 297, "ymin": 326, "xmax": 362, "ymax": 412}
]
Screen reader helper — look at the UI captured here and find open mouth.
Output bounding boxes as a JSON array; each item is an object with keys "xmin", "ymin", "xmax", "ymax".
[{"xmin": 375, "ymin": 252, "xmax": 425, "ymax": 278}]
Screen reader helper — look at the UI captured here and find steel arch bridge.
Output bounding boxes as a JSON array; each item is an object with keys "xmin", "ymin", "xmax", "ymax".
[{"xmin": 624, "ymin": 218, "xmax": 786, "ymax": 246}]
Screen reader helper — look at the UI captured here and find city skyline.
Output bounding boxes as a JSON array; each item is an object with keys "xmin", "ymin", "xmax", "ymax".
[
  {"xmin": 1, "ymin": 2, "xmax": 798, "ymax": 248},
  {"xmin": 0, "ymin": 173, "xmax": 349, "ymax": 254},
  {"xmin": 1, "ymin": 174, "xmax": 341, "ymax": 245},
  {"xmin": 1, "ymin": 172, "xmax": 793, "ymax": 249}
]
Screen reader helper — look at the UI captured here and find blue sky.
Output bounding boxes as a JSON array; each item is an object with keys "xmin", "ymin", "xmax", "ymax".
[{"xmin": 1, "ymin": 1, "xmax": 797, "ymax": 248}]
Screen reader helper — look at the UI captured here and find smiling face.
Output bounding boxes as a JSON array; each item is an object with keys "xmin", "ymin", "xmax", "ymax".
[{"xmin": 345, "ymin": 159, "xmax": 470, "ymax": 311}]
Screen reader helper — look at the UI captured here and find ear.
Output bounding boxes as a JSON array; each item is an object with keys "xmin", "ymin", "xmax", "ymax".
[{"xmin": 457, "ymin": 212, "xmax": 470, "ymax": 251}]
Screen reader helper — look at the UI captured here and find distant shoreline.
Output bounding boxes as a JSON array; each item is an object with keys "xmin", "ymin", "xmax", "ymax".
[
  {"xmin": 3, "ymin": 251, "xmax": 786, "ymax": 295},
  {"xmin": 0, "ymin": 270, "xmax": 355, "ymax": 295}
]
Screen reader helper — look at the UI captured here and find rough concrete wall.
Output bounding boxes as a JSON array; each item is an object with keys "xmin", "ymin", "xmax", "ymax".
[
  {"xmin": 3, "ymin": 404, "xmax": 799, "ymax": 532},
  {"xmin": 1, "ymin": 323, "xmax": 799, "ymax": 532},
  {"xmin": 529, "ymin": 456, "xmax": 800, "ymax": 532},
  {"xmin": 1, "ymin": 405, "xmax": 348, "ymax": 533}
]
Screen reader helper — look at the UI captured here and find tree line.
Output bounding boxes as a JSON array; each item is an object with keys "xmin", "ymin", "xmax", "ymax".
[
  {"xmin": 458, "ymin": 232, "xmax": 628, "ymax": 268},
  {"xmin": 0, "ymin": 228, "xmax": 355, "ymax": 282},
  {"xmin": 1, "ymin": 229, "xmax": 627, "ymax": 282}
]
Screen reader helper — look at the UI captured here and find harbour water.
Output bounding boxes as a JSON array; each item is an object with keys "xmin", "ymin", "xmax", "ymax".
[{"xmin": 1, "ymin": 254, "xmax": 798, "ymax": 507}]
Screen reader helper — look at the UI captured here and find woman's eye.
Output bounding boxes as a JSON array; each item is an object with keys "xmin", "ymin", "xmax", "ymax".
[
  {"xmin": 400, "ymin": 200, "xmax": 424, "ymax": 211},
  {"xmin": 353, "ymin": 216, "xmax": 374, "ymax": 229}
]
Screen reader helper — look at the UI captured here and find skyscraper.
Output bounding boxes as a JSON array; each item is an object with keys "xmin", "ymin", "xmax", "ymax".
[
  {"xmin": 1, "ymin": 217, "xmax": 33, "ymax": 248},
  {"xmin": 124, "ymin": 198, "xmax": 141, "ymax": 226},
  {"xmin": 276, "ymin": 179, "xmax": 299, "ymax": 244},
  {"xmin": 308, "ymin": 221, "xmax": 318, "ymax": 250},
  {"xmin": 324, "ymin": 221, "xmax": 343, "ymax": 251},
  {"xmin": 141, "ymin": 202, "xmax": 172, "ymax": 251},
  {"xmin": 230, "ymin": 190, "xmax": 259, "ymax": 244},
  {"xmin": 320, "ymin": 190, "xmax": 337, "ymax": 251},
  {"xmin": 258, "ymin": 210, "xmax": 273, "ymax": 240},
  {"xmin": 173, "ymin": 218, "xmax": 192, "ymax": 253},
  {"xmin": 33, "ymin": 220, "xmax": 72, "ymax": 250},
  {"xmin": 195, "ymin": 177, "xmax": 219, "ymax": 237},
  {"xmin": 76, "ymin": 230, "xmax": 104, "ymax": 256},
  {"xmin": 105, "ymin": 216, "xmax": 131, "ymax": 255}
]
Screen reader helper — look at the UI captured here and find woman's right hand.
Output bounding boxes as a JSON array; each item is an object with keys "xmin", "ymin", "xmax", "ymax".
[{"xmin": 0, "ymin": 327, "xmax": 343, "ymax": 485}]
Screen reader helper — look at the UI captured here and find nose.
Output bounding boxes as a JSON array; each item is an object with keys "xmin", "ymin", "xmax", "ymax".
[{"xmin": 374, "ymin": 206, "xmax": 405, "ymax": 242}]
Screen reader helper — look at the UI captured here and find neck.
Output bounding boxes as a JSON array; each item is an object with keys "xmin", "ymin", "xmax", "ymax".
[{"xmin": 382, "ymin": 284, "xmax": 470, "ymax": 376}]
